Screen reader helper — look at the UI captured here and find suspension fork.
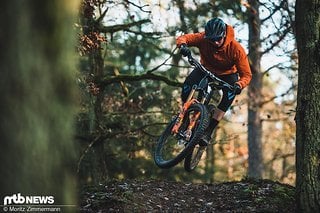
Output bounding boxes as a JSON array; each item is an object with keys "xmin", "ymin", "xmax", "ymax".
[
  {"xmin": 183, "ymin": 88, "xmax": 208, "ymax": 141},
  {"xmin": 171, "ymin": 86, "xmax": 197, "ymax": 134},
  {"xmin": 184, "ymin": 110, "xmax": 200, "ymax": 141}
]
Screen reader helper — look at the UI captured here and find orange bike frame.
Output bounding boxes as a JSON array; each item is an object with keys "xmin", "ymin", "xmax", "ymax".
[
  {"xmin": 171, "ymin": 86, "xmax": 202, "ymax": 139},
  {"xmin": 171, "ymin": 98, "xmax": 198, "ymax": 134}
]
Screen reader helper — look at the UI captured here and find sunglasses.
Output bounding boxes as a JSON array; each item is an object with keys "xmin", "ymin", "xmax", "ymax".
[
  {"xmin": 205, "ymin": 32, "xmax": 225, "ymax": 42},
  {"xmin": 210, "ymin": 36, "xmax": 224, "ymax": 42}
]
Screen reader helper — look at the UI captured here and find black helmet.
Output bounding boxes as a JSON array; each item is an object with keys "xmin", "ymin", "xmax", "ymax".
[{"xmin": 205, "ymin": 18, "xmax": 226, "ymax": 41}]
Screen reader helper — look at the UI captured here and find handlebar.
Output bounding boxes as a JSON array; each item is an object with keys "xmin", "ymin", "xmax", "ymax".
[{"xmin": 186, "ymin": 54, "xmax": 234, "ymax": 91}]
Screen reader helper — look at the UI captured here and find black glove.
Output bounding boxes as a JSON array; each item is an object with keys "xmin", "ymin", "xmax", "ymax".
[
  {"xmin": 180, "ymin": 44, "xmax": 191, "ymax": 57},
  {"xmin": 233, "ymin": 83, "xmax": 242, "ymax": 95}
]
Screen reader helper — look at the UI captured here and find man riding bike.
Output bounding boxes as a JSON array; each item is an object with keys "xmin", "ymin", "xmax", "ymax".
[{"xmin": 176, "ymin": 17, "xmax": 252, "ymax": 145}]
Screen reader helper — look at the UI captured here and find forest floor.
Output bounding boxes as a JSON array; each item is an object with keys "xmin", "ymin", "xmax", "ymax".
[{"xmin": 79, "ymin": 178, "xmax": 295, "ymax": 212}]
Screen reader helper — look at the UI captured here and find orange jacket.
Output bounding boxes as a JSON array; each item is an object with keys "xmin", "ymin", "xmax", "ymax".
[{"xmin": 176, "ymin": 25, "xmax": 252, "ymax": 89}]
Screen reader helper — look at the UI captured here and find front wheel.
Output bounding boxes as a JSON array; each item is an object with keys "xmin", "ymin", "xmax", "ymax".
[{"xmin": 154, "ymin": 103, "xmax": 209, "ymax": 169}]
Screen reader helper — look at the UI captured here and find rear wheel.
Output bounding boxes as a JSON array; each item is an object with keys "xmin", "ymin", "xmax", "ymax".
[
  {"xmin": 184, "ymin": 104, "xmax": 216, "ymax": 171},
  {"xmin": 184, "ymin": 144, "xmax": 207, "ymax": 172},
  {"xmin": 154, "ymin": 103, "xmax": 209, "ymax": 169}
]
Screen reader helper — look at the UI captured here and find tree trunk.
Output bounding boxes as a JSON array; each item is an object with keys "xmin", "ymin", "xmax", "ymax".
[
  {"xmin": 295, "ymin": 0, "xmax": 320, "ymax": 211},
  {"xmin": 0, "ymin": 0, "xmax": 79, "ymax": 207},
  {"xmin": 247, "ymin": 0, "xmax": 263, "ymax": 178}
]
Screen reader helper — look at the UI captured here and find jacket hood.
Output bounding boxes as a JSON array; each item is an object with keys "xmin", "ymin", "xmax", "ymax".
[{"xmin": 220, "ymin": 24, "xmax": 235, "ymax": 49}]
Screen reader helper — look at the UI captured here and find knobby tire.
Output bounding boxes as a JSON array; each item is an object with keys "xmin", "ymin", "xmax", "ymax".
[
  {"xmin": 184, "ymin": 145, "xmax": 207, "ymax": 172},
  {"xmin": 184, "ymin": 105, "xmax": 216, "ymax": 171},
  {"xmin": 154, "ymin": 103, "xmax": 209, "ymax": 169}
]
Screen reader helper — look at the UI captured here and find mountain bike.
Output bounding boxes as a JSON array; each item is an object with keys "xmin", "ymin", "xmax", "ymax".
[{"xmin": 154, "ymin": 53, "xmax": 235, "ymax": 171}]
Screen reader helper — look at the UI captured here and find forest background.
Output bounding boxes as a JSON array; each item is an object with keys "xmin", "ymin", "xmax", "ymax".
[
  {"xmin": 1, "ymin": 0, "xmax": 319, "ymax": 212},
  {"xmin": 76, "ymin": 0, "xmax": 297, "ymax": 186}
]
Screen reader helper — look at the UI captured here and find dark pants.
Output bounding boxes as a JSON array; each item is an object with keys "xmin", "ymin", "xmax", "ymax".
[{"xmin": 181, "ymin": 68, "xmax": 239, "ymax": 112}]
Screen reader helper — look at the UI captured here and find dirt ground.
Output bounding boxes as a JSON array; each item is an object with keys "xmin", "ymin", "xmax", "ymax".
[{"xmin": 80, "ymin": 178, "xmax": 295, "ymax": 212}]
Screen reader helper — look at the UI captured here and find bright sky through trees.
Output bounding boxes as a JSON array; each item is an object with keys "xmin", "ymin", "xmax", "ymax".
[{"xmin": 105, "ymin": 0, "xmax": 296, "ymax": 102}]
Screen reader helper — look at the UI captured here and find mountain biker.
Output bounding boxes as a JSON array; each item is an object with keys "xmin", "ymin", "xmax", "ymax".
[{"xmin": 176, "ymin": 17, "xmax": 252, "ymax": 145}]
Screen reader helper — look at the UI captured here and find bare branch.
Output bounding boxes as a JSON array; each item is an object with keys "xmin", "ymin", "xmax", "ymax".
[
  {"xmin": 125, "ymin": 29, "xmax": 163, "ymax": 38},
  {"xmin": 261, "ymin": 26, "xmax": 292, "ymax": 55},
  {"xmin": 100, "ymin": 72, "xmax": 182, "ymax": 88},
  {"xmin": 260, "ymin": 1, "xmax": 282, "ymax": 24},
  {"xmin": 96, "ymin": 8, "xmax": 109, "ymax": 23},
  {"xmin": 262, "ymin": 63, "xmax": 281, "ymax": 76},
  {"xmin": 124, "ymin": 0, "xmax": 151, "ymax": 13},
  {"xmin": 99, "ymin": 19, "xmax": 151, "ymax": 34},
  {"xmin": 100, "ymin": 47, "xmax": 181, "ymax": 87},
  {"xmin": 148, "ymin": 47, "xmax": 178, "ymax": 73},
  {"xmin": 260, "ymin": 84, "xmax": 296, "ymax": 107}
]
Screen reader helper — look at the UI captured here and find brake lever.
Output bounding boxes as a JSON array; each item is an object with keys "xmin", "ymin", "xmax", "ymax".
[
  {"xmin": 187, "ymin": 55, "xmax": 195, "ymax": 65},
  {"xmin": 188, "ymin": 55, "xmax": 202, "ymax": 70}
]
